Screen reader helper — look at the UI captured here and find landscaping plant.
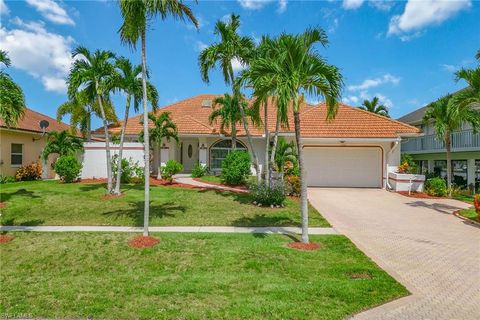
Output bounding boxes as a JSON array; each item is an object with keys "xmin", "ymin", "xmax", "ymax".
[
  {"xmin": 398, "ymin": 154, "xmax": 418, "ymax": 174},
  {"xmin": 425, "ymin": 177, "xmax": 447, "ymax": 197},
  {"xmin": 15, "ymin": 163, "xmax": 42, "ymax": 181},
  {"xmin": 474, "ymin": 194, "xmax": 480, "ymax": 217},
  {"xmin": 191, "ymin": 163, "xmax": 208, "ymax": 178},
  {"xmin": 249, "ymin": 182, "xmax": 286, "ymax": 206},
  {"xmin": 54, "ymin": 155, "xmax": 82, "ymax": 183},
  {"xmin": 112, "ymin": 155, "xmax": 143, "ymax": 184},
  {"xmin": 285, "ymin": 175, "xmax": 301, "ymax": 196},
  {"xmin": 160, "ymin": 160, "xmax": 183, "ymax": 183},
  {"xmin": 221, "ymin": 150, "xmax": 251, "ymax": 185},
  {"xmin": 0, "ymin": 175, "xmax": 16, "ymax": 184}
]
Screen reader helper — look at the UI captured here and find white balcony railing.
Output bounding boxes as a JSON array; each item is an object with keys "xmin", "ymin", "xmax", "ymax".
[{"xmin": 401, "ymin": 130, "xmax": 480, "ymax": 153}]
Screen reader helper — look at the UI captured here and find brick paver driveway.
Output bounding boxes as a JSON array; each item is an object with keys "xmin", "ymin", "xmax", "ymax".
[{"xmin": 308, "ymin": 188, "xmax": 479, "ymax": 320}]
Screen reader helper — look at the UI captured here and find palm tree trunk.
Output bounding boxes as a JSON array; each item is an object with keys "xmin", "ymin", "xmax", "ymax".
[
  {"xmin": 239, "ymin": 104, "xmax": 261, "ymax": 183},
  {"xmin": 232, "ymin": 123, "xmax": 237, "ymax": 151},
  {"xmin": 445, "ymin": 131, "xmax": 453, "ymax": 197},
  {"xmin": 269, "ymin": 113, "xmax": 280, "ymax": 176},
  {"xmin": 141, "ymin": 30, "xmax": 150, "ymax": 237},
  {"xmin": 264, "ymin": 102, "xmax": 269, "ymax": 187},
  {"xmin": 293, "ymin": 109, "xmax": 309, "ymax": 244},
  {"xmin": 95, "ymin": 81, "xmax": 113, "ymax": 194},
  {"xmin": 114, "ymin": 95, "xmax": 131, "ymax": 195},
  {"xmin": 86, "ymin": 112, "xmax": 91, "ymax": 141}
]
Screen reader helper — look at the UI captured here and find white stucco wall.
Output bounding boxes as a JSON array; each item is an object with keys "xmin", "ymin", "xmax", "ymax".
[{"xmin": 80, "ymin": 142, "xmax": 145, "ymax": 179}]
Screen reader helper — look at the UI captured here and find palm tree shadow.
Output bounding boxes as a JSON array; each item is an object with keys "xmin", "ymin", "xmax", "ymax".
[
  {"xmin": 232, "ymin": 214, "xmax": 298, "ymax": 227},
  {"xmin": 102, "ymin": 201, "xmax": 187, "ymax": 226},
  {"xmin": 1, "ymin": 218, "xmax": 44, "ymax": 226},
  {"xmin": 197, "ymin": 189, "xmax": 252, "ymax": 205},
  {"xmin": 0, "ymin": 188, "xmax": 40, "ymax": 202}
]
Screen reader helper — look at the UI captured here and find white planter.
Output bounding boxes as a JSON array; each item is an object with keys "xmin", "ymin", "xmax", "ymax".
[{"xmin": 388, "ymin": 172, "xmax": 425, "ymax": 192}]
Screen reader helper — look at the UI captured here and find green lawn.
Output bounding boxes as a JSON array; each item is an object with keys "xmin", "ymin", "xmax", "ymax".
[
  {"xmin": 197, "ymin": 175, "xmax": 223, "ymax": 184},
  {"xmin": 459, "ymin": 208, "xmax": 478, "ymax": 222},
  {"xmin": 0, "ymin": 180, "xmax": 328, "ymax": 227},
  {"xmin": 453, "ymin": 193, "xmax": 475, "ymax": 204},
  {"xmin": 0, "ymin": 232, "xmax": 408, "ymax": 319}
]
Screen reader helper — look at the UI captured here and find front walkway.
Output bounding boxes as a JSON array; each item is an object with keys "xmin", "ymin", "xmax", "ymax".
[
  {"xmin": 308, "ymin": 188, "xmax": 479, "ymax": 320},
  {"xmin": 0, "ymin": 225, "xmax": 338, "ymax": 235},
  {"xmin": 174, "ymin": 176, "xmax": 247, "ymax": 193}
]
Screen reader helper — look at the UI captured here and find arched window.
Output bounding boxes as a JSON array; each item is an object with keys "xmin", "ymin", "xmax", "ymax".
[{"xmin": 210, "ymin": 139, "xmax": 247, "ymax": 171}]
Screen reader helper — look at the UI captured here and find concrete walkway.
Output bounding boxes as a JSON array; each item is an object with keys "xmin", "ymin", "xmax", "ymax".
[
  {"xmin": 308, "ymin": 188, "xmax": 479, "ymax": 320},
  {"xmin": 0, "ymin": 225, "xmax": 338, "ymax": 235},
  {"xmin": 174, "ymin": 176, "xmax": 247, "ymax": 193}
]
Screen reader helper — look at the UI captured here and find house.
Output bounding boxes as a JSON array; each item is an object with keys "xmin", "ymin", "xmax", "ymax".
[
  {"xmin": 90, "ymin": 94, "xmax": 420, "ymax": 188},
  {"xmin": 0, "ymin": 108, "xmax": 73, "ymax": 179},
  {"xmin": 398, "ymin": 106, "xmax": 480, "ymax": 189}
]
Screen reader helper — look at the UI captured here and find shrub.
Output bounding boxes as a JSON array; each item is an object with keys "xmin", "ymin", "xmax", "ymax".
[
  {"xmin": 0, "ymin": 175, "xmax": 16, "ymax": 184},
  {"xmin": 398, "ymin": 154, "xmax": 418, "ymax": 174},
  {"xmin": 160, "ymin": 160, "xmax": 183, "ymax": 183},
  {"xmin": 285, "ymin": 175, "xmax": 300, "ymax": 196},
  {"xmin": 191, "ymin": 163, "xmax": 208, "ymax": 178},
  {"xmin": 54, "ymin": 155, "xmax": 82, "ymax": 183},
  {"xmin": 474, "ymin": 194, "xmax": 480, "ymax": 215},
  {"xmin": 425, "ymin": 177, "xmax": 447, "ymax": 197},
  {"xmin": 112, "ymin": 155, "xmax": 144, "ymax": 184},
  {"xmin": 15, "ymin": 163, "xmax": 42, "ymax": 181},
  {"xmin": 221, "ymin": 151, "xmax": 251, "ymax": 185},
  {"xmin": 249, "ymin": 182, "xmax": 286, "ymax": 206}
]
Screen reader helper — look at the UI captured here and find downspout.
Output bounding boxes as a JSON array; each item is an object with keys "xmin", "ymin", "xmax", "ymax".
[{"xmin": 386, "ymin": 140, "xmax": 400, "ymax": 190}]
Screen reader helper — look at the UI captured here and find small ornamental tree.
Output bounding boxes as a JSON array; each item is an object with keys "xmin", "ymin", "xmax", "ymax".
[{"xmin": 160, "ymin": 160, "xmax": 183, "ymax": 183}]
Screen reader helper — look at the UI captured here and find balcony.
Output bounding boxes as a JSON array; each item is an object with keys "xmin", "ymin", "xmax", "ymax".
[{"xmin": 401, "ymin": 129, "xmax": 480, "ymax": 154}]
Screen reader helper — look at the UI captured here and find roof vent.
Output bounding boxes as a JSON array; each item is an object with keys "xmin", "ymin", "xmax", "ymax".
[{"xmin": 201, "ymin": 99, "xmax": 212, "ymax": 108}]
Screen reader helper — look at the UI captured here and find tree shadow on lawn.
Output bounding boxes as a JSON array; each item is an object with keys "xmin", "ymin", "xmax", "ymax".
[
  {"xmin": 78, "ymin": 183, "xmax": 141, "ymax": 193},
  {"xmin": 102, "ymin": 201, "xmax": 187, "ymax": 226},
  {"xmin": 1, "ymin": 218, "xmax": 45, "ymax": 226},
  {"xmin": 197, "ymin": 189, "xmax": 253, "ymax": 205},
  {"xmin": 0, "ymin": 188, "xmax": 40, "ymax": 203},
  {"xmin": 232, "ymin": 214, "xmax": 299, "ymax": 227}
]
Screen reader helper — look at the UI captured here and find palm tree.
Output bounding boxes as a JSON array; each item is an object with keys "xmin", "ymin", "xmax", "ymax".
[
  {"xmin": 67, "ymin": 46, "xmax": 117, "ymax": 194},
  {"xmin": 42, "ymin": 130, "xmax": 84, "ymax": 160},
  {"xmin": 423, "ymin": 94, "xmax": 480, "ymax": 195},
  {"xmin": 110, "ymin": 57, "xmax": 158, "ymax": 195},
  {"xmin": 476, "ymin": 49, "xmax": 480, "ymax": 61},
  {"xmin": 198, "ymin": 14, "xmax": 261, "ymax": 180},
  {"xmin": 118, "ymin": 0, "xmax": 198, "ymax": 237},
  {"xmin": 274, "ymin": 137, "xmax": 297, "ymax": 174},
  {"xmin": 237, "ymin": 29, "xmax": 343, "ymax": 243},
  {"xmin": 209, "ymin": 93, "xmax": 245, "ymax": 150},
  {"xmin": 142, "ymin": 111, "xmax": 179, "ymax": 150},
  {"xmin": 359, "ymin": 96, "xmax": 390, "ymax": 117},
  {"xmin": 0, "ymin": 50, "xmax": 25, "ymax": 127},
  {"xmin": 57, "ymin": 90, "xmax": 117, "ymax": 140}
]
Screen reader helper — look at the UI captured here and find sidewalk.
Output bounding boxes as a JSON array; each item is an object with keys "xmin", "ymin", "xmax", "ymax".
[{"xmin": 0, "ymin": 225, "xmax": 339, "ymax": 235}]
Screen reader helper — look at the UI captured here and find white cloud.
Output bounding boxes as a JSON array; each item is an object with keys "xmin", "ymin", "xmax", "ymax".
[
  {"xmin": 231, "ymin": 57, "xmax": 246, "ymax": 72},
  {"xmin": 344, "ymin": 91, "xmax": 393, "ymax": 108},
  {"xmin": 328, "ymin": 18, "xmax": 339, "ymax": 33},
  {"xmin": 347, "ymin": 73, "xmax": 400, "ymax": 91},
  {"xmin": 388, "ymin": 0, "xmax": 471, "ymax": 37},
  {"xmin": 441, "ymin": 64, "xmax": 459, "ymax": 73},
  {"xmin": 237, "ymin": 0, "xmax": 287, "ymax": 13},
  {"xmin": 26, "ymin": 0, "xmax": 75, "ymax": 25},
  {"xmin": 194, "ymin": 40, "xmax": 208, "ymax": 52},
  {"xmin": 369, "ymin": 0, "xmax": 394, "ymax": 11},
  {"xmin": 342, "ymin": 0, "xmax": 365, "ymax": 10},
  {"xmin": 0, "ymin": 18, "xmax": 74, "ymax": 94},
  {"xmin": 0, "ymin": 0, "xmax": 9, "ymax": 16}
]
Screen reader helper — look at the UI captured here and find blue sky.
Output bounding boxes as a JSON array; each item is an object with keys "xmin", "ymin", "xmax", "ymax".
[{"xmin": 1, "ymin": 0, "xmax": 479, "ymax": 130}]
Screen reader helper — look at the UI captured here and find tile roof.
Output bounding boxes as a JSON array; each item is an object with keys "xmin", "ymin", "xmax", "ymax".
[
  {"xmin": 0, "ymin": 108, "xmax": 72, "ymax": 134},
  {"xmin": 96, "ymin": 94, "xmax": 420, "ymax": 139}
]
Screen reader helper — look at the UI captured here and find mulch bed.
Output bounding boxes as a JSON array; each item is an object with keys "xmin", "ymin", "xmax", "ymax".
[
  {"xmin": 128, "ymin": 235, "xmax": 160, "ymax": 248},
  {"xmin": 79, "ymin": 178, "xmax": 107, "ymax": 184},
  {"xmin": 0, "ymin": 202, "xmax": 6, "ymax": 209},
  {"xmin": 287, "ymin": 242, "xmax": 321, "ymax": 251},
  {"xmin": 0, "ymin": 235, "xmax": 15, "ymax": 244},
  {"xmin": 397, "ymin": 191, "xmax": 442, "ymax": 199}
]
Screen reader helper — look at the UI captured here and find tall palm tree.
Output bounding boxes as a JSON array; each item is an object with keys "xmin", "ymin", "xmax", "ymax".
[
  {"xmin": 237, "ymin": 29, "xmax": 343, "ymax": 243},
  {"xmin": 423, "ymin": 94, "xmax": 480, "ymax": 195},
  {"xmin": 476, "ymin": 49, "xmax": 480, "ymax": 61},
  {"xmin": 209, "ymin": 93, "xmax": 245, "ymax": 150},
  {"xmin": 110, "ymin": 57, "xmax": 158, "ymax": 195},
  {"xmin": 118, "ymin": 0, "xmax": 198, "ymax": 236},
  {"xmin": 57, "ymin": 90, "xmax": 117, "ymax": 140},
  {"xmin": 67, "ymin": 46, "xmax": 117, "ymax": 194},
  {"xmin": 359, "ymin": 96, "xmax": 390, "ymax": 117},
  {"xmin": 198, "ymin": 14, "xmax": 261, "ymax": 180},
  {"xmin": 42, "ymin": 130, "xmax": 84, "ymax": 160},
  {"xmin": 0, "ymin": 50, "xmax": 25, "ymax": 127},
  {"xmin": 142, "ymin": 111, "xmax": 179, "ymax": 149}
]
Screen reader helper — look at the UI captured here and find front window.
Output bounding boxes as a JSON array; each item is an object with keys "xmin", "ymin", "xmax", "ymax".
[
  {"xmin": 433, "ymin": 160, "xmax": 447, "ymax": 178},
  {"xmin": 452, "ymin": 160, "xmax": 467, "ymax": 187},
  {"xmin": 11, "ymin": 144, "xmax": 23, "ymax": 166},
  {"xmin": 475, "ymin": 160, "xmax": 479, "ymax": 190},
  {"xmin": 415, "ymin": 160, "xmax": 428, "ymax": 174},
  {"xmin": 209, "ymin": 139, "xmax": 247, "ymax": 171}
]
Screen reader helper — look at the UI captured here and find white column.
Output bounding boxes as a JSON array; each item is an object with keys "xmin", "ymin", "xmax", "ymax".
[
  {"xmin": 158, "ymin": 142, "xmax": 170, "ymax": 179},
  {"xmin": 467, "ymin": 158, "xmax": 475, "ymax": 187},
  {"xmin": 428, "ymin": 159, "xmax": 434, "ymax": 173},
  {"xmin": 198, "ymin": 138, "xmax": 207, "ymax": 168},
  {"xmin": 41, "ymin": 157, "xmax": 48, "ymax": 179}
]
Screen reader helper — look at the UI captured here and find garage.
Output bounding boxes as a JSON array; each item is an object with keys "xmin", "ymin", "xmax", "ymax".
[{"xmin": 303, "ymin": 146, "xmax": 383, "ymax": 188}]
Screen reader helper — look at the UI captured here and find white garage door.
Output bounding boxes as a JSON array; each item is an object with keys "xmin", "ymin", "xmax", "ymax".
[{"xmin": 304, "ymin": 147, "xmax": 383, "ymax": 188}]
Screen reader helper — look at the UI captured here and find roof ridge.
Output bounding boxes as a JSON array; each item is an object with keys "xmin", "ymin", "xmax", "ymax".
[{"xmin": 177, "ymin": 114, "xmax": 214, "ymax": 131}]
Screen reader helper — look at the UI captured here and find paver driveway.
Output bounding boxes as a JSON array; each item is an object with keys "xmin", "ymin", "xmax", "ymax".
[{"xmin": 308, "ymin": 188, "xmax": 479, "ymax": 320}]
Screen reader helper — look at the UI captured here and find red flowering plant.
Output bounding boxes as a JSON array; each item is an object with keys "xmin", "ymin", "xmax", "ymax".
[{"xmin": 474, "ymin": 194, "xmax": 480, "ymax": 215}]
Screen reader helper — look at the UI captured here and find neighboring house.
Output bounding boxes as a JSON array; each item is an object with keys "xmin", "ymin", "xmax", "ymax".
[
  {"xmin": 91, "ymin": 94, "xmax": 419, "ymax": 188},
  {"xmin": 0, "ymin": 108, "xmax": 73, "ymax": 179},
  {"xmin": 398, "ymin": 106, "xmax": 480, "ymax": 188}
]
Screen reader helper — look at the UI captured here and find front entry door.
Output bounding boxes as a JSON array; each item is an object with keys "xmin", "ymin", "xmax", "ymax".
[{"xmin": 181, "ymin": 140, "xmax": 198, "ymax": 172}]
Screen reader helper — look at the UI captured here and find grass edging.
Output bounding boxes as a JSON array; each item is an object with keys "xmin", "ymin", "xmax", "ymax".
[{"xmin": 452, "ymin": 209, "xmax": 480, "ymax": 226}]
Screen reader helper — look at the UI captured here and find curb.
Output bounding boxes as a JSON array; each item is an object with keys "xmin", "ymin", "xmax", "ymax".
[{"xmin": 452, "ymin": 209, "xmax": 480, "ymax": 227}]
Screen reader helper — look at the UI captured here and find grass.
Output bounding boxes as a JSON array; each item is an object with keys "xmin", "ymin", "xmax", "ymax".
[
  {"xmin": 197, "ymin": 175, "xmax": 223, "ymax": 184},
  {"xmin": 0, "ymin": 180, "xmax": 329, "ymax": 227},
  {"xmin": 452, "ymin": 193, "xmax": 475, "ymax": 204},
  {"xmin": 0, "ymin": 232, "xmax": 408, "ymax": 319},
  {"xmin": 458, "ymin": 208, "xmax": 478, "ymax": 222}
]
